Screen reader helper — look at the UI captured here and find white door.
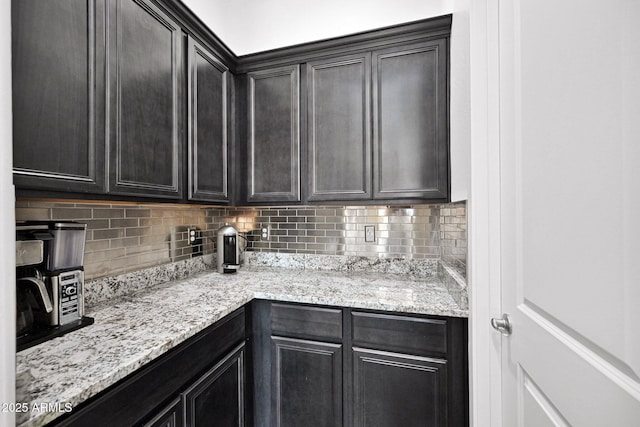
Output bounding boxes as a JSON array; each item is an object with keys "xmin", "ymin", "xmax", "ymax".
[{"xmin": 496, "ymin": 0, "xmax": 640, "ymax": 425}]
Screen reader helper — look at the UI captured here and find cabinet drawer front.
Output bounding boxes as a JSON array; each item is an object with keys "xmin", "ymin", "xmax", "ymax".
[
  {"xmin": 352, "ymin": 311, "xmax": 446, "ymax": 356},
  {"xmin": 271, "ymin": 303, "xmax": 342, "ymax": 340}
]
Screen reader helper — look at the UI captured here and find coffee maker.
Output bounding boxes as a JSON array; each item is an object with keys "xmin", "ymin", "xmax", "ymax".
[
  {"xmin": 217, "ymin": 224, "xmax": 240, "ymax": 273},
  {"xmin": 16, "ymin": 221, "xmax": 94, "ymax": 351}
]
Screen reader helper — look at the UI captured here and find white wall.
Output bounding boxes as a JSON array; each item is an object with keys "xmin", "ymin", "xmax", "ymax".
[
  {"xmin": 449, "ymin": 0, "xmax": 470, "ymax": 202},
  {"xmin": 184, "ymin": 0, "xmax": 453, "ymax": 55},
  {"xmin": 1, "ymin": 0, "xmax": 15, "ymax": 425}
]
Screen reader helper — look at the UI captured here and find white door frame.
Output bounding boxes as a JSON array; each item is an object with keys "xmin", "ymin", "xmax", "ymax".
[
  {"xmin": 1, "ymin": 1, "xmax": 16, "ymax": 426},
  {"xmin": 468, "ymin": 0, "xmax": 503, "ymax": 425}
]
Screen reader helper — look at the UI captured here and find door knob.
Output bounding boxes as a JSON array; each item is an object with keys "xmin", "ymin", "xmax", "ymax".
[{"xmin": 491, "ymin": 313, "xmax": 512, "ymax": 336}]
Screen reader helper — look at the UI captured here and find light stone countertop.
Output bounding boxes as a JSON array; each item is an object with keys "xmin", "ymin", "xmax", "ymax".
[{"xmin": 16, "ymin": 265, "xmax": 467, "ymax": 427}]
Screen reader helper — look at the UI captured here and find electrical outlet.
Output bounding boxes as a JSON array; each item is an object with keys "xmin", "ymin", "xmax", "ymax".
[
  {"xmin": 365, "ymin": 225, "xmax": 376, "ymax": 243},
  {"xmin": 260, "ymin": 225, "xmax": 270, "ymax": 241},
  {"xmin": 187, "ymin": 227, "xmax": 198, "ymax": 245},
  {"xmin": 186, "ymin": 227, "xmax": 203, "ymax": 256}
]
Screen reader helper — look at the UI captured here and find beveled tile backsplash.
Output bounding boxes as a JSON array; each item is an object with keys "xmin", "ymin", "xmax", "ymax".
[
  {"xmin": 16, "ymin": 200, "xmax": 217, "ymax": 280},
  {"xmin": 439, "ymin": 203, "xmax": 467, "ymax": 275},
  {"xmin": 230, "ymin": 206, "xmax": 442, "ymax": 258},
  {"xmin": 16, "ymin": 199, "xmax": 467, "ymax": 280}
]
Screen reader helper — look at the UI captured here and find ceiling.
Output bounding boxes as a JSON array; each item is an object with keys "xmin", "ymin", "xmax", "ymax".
[{"xmin": 181, "ymin": 0, "xmax": 453, "ymax": 56}]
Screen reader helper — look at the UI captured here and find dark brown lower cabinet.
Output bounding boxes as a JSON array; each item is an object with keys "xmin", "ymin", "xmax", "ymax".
[
  {"xmin": 50, "ymin": 301, "xmax": 466, "ymax": 427},
  {"xmin": 353, "ymin": 348, "xmax": 447, "ymax": 427},
  {"xmin": 143, "ymin": 398, "xmax": 182, "ymax": 427},
  {"xmin": 142, "ymin": 343, "xmax": 246, "ymax": 427},
  {"xmin": 141, "ymin": 343, "xmax": 245, "ymax": 427},
  {"xmin": 184, "ymin": 343, "xmax": 245, "ymax": 426},
  {"xmin": 272, "ymin": 337, "xmax": 342, "ymax": 427},
  {"xmin": 251, "ymin": 300, "xmax": 468, "ymax": 427},
  {"xmin": 51, "ymin": 308, "xmax": 246, "ymax": 427}
]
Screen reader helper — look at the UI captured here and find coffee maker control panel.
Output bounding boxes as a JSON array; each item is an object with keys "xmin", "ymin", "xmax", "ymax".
[{"xmin": 57, "ymin": 271, "xmax": 83, "ymax": 326}]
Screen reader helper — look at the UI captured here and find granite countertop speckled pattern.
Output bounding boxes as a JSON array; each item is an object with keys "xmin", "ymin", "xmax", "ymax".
[{"xmin": 16, "ymin": 265, "xmax": 467, "ymax": 427}]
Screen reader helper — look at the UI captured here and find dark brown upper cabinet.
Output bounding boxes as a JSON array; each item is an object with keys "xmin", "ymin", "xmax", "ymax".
[
  {"xmin": 246, "ymin": 65, "xmax": 301, "ymax": 204},
  {"xmin": 307, "ymin": 53, "xmax": 372, "ymax": 202},
  {"xmin": 12, "ymin": 0, "xmax": 106, "ymax": 193},
  {"xmin": 106, "ymin": 0, "xmax": 183, "ymax": 199},
  {"xmin": 240, "ymin": 16, "xmax": 450, "ymax": 205},
  {"xmin": 187, "ymin": 36, "xmax": 229, "ymax": 203},
  {"xmin": 372, "ymin": 39, "xmax": 449, "ymax": 201},
  {"xmin": 13, "ymin": 6, "xmax": 450, "ymax": 206}
]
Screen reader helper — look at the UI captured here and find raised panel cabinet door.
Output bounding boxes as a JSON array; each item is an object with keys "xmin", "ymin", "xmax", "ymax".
[
  {"xmin": 183, "ymin": 343, "xmax": 245, "ymax": 427},
  {"xmin": 247, "ymin": 65, "xmax": 300, "ymax": 203},
  {"xmin": 143, "ymin": 398, "xmax": 182, "ymax": 427},
  {"xmin": 307, "ymin": 53, "xmax": 371, "ymax": 201},
  {"xmin": 272, "ymin": 336, "xmax": 342, "ymax": 427},
  {"xmin": 12, "ymin": 0, "xmax": 106, "ymax": 193},
  {"xmin": 372, "ymin": 39, "xmax": 449, "ymax": 201},
  {"xmin": 107, "ymin": 0, "xmax": 183, "ymax": 198},
  {"xmin": 187, "ymin": 36, "xmax": 229, "ymax": 202},
  {"xmin": 353, "ymin": 348, "xmax": 448, "ymax": 427}
]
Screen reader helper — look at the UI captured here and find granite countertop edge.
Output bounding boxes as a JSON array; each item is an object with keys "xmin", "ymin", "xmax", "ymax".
[{"xmin": 16, "ymin": 266, "xmax": 468, "ymax": 427}]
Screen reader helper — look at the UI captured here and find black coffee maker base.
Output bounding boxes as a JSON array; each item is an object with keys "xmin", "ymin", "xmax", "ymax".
[{"xmin": 17, "ymin": 316, "xmax": 95, "ymax": 352}]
